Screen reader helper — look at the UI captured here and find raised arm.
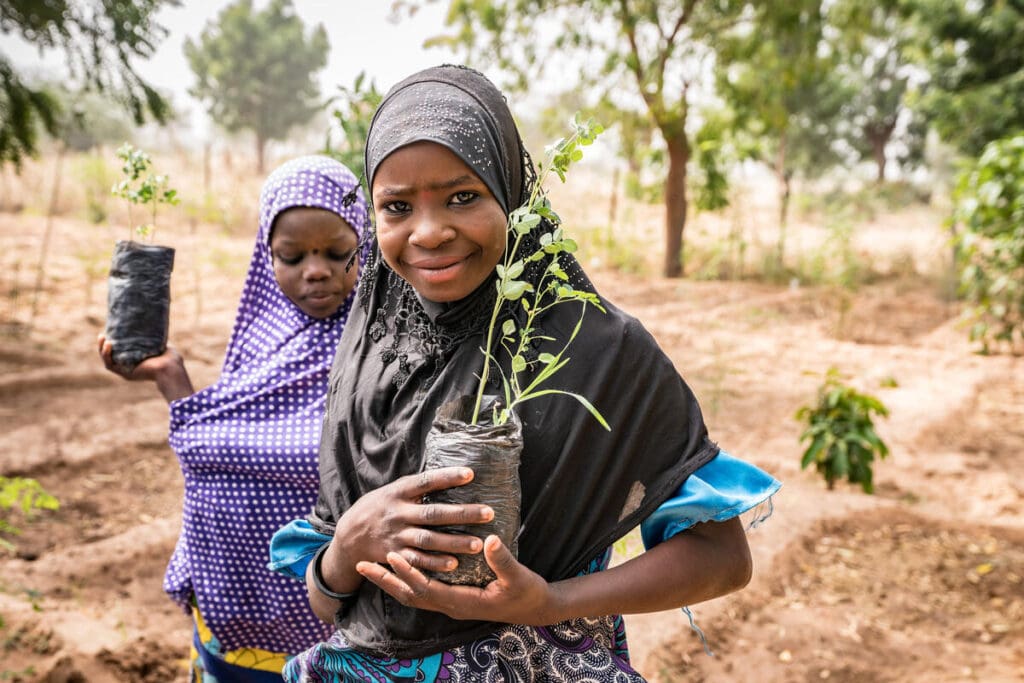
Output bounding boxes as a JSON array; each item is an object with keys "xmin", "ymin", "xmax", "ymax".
[{"xmin": 97, "ymin": 332, "xmax": 194, "ymax": 403}]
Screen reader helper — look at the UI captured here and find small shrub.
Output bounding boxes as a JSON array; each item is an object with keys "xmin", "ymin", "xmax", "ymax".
[
  {"xmin": 952, "ymin": 134, "xmax": 1024, "ymax": 353},
  {"xmin": 0, "ymin": 477, "xmax": 59, "ymax": 554},
  {"xmin": 795, "ymin": 368, "xmax": 890, "ymax": 493}
]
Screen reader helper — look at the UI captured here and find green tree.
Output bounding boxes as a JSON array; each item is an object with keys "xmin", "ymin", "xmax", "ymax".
[
  {"xmin": 828, "ymin": 0, "xmax": 925, "ymax": 183},
  {"xmin": 907, "ymin": 0, "xmax": 1024, "ymax": 156},
  {"xmin": 715, "ymin": 0, "xmax": 849, "ymax": 266},
  {"xmin": 184, "ymin": 0, "xmax": 330, "ymax": 173},
  {"xmin": 322, "ymin": 72, "xmax": 383, "ymax": 184},
  {"xmin": 0, "ymin": 0, "xmax": 175, "ymax": 167},
  {"xmin": 415, "ymin": 0, "xmax": 742, "ymax": 278},
  {"xmin": 952, "ymin": 134, "xmax": 1024, "ymax": 352}
]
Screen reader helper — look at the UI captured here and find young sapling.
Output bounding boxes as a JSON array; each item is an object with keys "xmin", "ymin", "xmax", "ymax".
[
  {"xmin": 423, "ymin": 115, "xmax": 607, "ymax": 586},
  {"xmin": 104, "ymin": 143, "xmax": 180, "ymax": 371},
  {"xmin": 472, "ymin": 113, "xmax": 608, "ymax": 429}
]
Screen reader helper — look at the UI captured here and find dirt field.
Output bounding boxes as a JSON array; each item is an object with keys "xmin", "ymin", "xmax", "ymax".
[{"xmin": 1, "ymin": 170, "xmax": 1022, "ymax": 682}]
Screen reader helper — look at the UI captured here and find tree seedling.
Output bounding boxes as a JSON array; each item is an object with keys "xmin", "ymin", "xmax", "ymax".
[
  {"xmin": 795, "ymin": 367, "xmax": 890, "ymax": 493},
  {"xmin": 0, "ymin": 476, "xmax": 59, "ymax": 554},
  {"xmin": 471, "ymin": 114, "xmax": 609, "ymax": 429},
  {"xmin": 111, "ymin": 143, "xmax": 179, "ymax": 242}
]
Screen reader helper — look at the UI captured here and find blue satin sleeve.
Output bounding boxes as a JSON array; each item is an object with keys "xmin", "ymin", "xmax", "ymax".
[
  {"xmin": 267, "ymin": 519, "xmax": 332, "ymax": 581},
  {"xmin": 640, "ymin": 451, "xmax": 781, "ymax": 550}
]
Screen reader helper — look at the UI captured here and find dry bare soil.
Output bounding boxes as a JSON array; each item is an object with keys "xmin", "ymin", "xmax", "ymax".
[{"xmin": 1, "ymin": 198, "xmax": 1022, "ymax": 682}]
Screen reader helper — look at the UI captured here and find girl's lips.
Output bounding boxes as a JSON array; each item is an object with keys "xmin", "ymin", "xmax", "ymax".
[
  {"xmin": 407, "ymin": 255, "xmax": 470, "ymax": 284},
  {"xmin": 407, "ymin": 254, "xmax": 467, "ymax": 270}
]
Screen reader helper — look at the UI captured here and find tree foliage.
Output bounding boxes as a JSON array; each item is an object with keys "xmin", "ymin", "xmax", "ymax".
[
  {"xmin": 907, "ymin": 0, "xmax": 1024, "ymax": 156},
  {"xmin": 953, "ymin": 134, "xmax": 1024, "ymax": 353},
  {"xmin": 715, "ymin": 0, "xmax": 849, "ymax": 263},
  {"xmin": 184, "ymin": 0, "xmax": 329, "ymax": 173},
  {"xmin": 828, "ymin": 0, "xmax": 925, "ymax": 182},
  {"xmin": 414, "ymin": 0, "xmax": 740, "ymax": 278},
  {"xmin": 0, "ymin": 0, "xmax": 175, "ymax": 167},
  {"xmin": 322, "ymin": 72, "xmax": 382, "ymax": 185}
]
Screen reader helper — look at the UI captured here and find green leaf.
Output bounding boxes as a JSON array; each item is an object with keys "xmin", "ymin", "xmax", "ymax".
[{"xmin": 501, "ymin": 280, "xmax": 531, "ymax": 300}]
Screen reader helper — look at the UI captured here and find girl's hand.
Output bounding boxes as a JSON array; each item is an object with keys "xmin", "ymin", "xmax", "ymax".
[
  {"xmin": 333, "ymin": 467, "xmax": 495, "ymax": 576},
  {"xmin": 311, "ymin": 467, "xmax": 498, "ymax": 621},
  {"xmin": 355, "ymin": 534, "xmax": 557, "ymax": 626},
  {"xmin": 96, "ymin": 333, "xmax": 194, "ymax": 402}
]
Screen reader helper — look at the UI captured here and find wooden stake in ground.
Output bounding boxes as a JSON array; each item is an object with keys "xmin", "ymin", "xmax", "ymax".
[{"xmin": 28, "ymin": 144, "xmax": 65, "ymax": 335}]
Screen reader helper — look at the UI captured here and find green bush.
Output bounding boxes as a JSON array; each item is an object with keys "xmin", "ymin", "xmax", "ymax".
[
  {"xmin": 795, "ymin": 368, "xmax": 890, "ymax": 493},
  {"xmin": 953, "ymin": 134, "xmax": 1024, "ymax": 352},
  {"xmin": 0, "ymin": 477, "xmax": 59, "ymax": 554}
]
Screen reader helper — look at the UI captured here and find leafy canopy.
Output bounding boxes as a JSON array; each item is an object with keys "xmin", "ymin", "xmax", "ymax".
[
  {"xmin": 953, "ymin": 134, "xmax": 1024, "ymax": 353},
  {"xmin": 184, "ymin": 0, "xmax": 329, "ymax": 172},
  {"xmin": 412, "ymin": 0, "xmax": 741, "ymax": 278},
  {"xmin": 322, "ymin": 71, "xmax": 383, "ymax": 186},
  {"xmin": 907, "ymin": 0, "xmax": 1024, "ymax": 155},
  {"xmin": 0, "ymin": 0, "xmax": 175, "ymax": 167}
]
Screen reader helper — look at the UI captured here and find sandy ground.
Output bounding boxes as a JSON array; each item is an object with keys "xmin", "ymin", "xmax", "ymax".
[{"xmin": 1, "ymin": 194, "xmax": 1021, "ymax": 682}]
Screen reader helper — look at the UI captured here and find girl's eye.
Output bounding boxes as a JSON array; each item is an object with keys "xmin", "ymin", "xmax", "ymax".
[
  {"xmin": 380, "ymin": 200, "xmax": 410, "ymax": 215},
  {"xmin": 452, "ymin": 191, "xmax": 477, "ymax": 205},
  {"xmin": 275, "ymin": 253, "xmax": 302, "ymax": 265}
]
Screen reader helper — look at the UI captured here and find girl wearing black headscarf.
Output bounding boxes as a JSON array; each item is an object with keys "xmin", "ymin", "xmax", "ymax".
[{"xmin": 270, "ymin": 64, "xmax": 779, "ymax": 681}]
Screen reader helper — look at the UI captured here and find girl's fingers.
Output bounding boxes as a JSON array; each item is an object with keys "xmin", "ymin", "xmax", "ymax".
[
  {"xmin": 397, "ymin": 548, "xmax": 459, "ymax": 573},
  {"xmin": 483, "ymin": 535, "xmax": 517, "ymax": 580},
  {"xmin": 410, "ymin": 501, "xmax": 494, "ymax": 529},
  {"xmin": 356, "ymin": 554, "xmax": 428, "ymax": 605},
  {"xmin": 400, "ymin": 527, "xmax": 483, "ymax": 556},
  {"xmin": 402, "ymin": 467, "xmax": 474, "ymax": 498}
]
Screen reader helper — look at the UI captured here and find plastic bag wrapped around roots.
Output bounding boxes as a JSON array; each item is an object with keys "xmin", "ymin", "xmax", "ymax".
[
  {"xmin": 105, "ymin": 240, "xmax": 174, "ymax": 372},
  {"xmin": 421, "ymin": 395, "xmax": 522, "ymax": 586}
]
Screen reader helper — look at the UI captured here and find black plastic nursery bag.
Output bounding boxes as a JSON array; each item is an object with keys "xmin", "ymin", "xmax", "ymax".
[
  {"xmin": 105, "ymin": 240, "xmax": 175, "ymax": 372},
  {"xmin": 421, "ymin": 395, "xmax": 523, "ymax": 586}
]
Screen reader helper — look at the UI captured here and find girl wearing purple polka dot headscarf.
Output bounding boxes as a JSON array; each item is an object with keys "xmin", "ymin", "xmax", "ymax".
[{"xmin": 98, "ymin": 155, "xmax": 368, "ymax": 681}]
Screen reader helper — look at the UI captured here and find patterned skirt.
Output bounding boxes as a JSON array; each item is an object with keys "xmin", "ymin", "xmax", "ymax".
[{"xmin": 283, "ymin": 614, "xmax": 646, "ymax": 682}]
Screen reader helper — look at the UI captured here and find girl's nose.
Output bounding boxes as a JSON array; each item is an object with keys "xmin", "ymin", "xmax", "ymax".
[
  {"xmin": 303, "ymin": 254, "xmax": 332, "ymax": 281},
  {"xmin": 408, "ymin": 211, "xmax": 455, "ymax": 249}
]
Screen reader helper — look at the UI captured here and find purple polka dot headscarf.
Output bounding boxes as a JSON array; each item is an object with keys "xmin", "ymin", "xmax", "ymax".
[{"xmin": 164, "ymin": 155, "xmax": 367, "ymax": 655}]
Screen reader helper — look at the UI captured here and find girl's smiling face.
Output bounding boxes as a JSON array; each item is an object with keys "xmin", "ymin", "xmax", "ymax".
[
  {"xmin": 372, "ymin": 141, "xmax": 507, "ymax": 303},
  {"xmin": 270, "ymin": 207, "xmax": 359, "ymax": 318}
]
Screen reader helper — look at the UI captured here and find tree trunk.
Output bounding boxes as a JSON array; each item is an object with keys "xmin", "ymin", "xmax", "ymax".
[
  {"xmin": 255, "ymin": 132, "xmax": 266, "ymax": 175},
  {"xmin": 873, "ymin": 139, "xmax": 887, "ymax": 184},
  {"xmin": 663, "ymin": 134, "xmax": 690, "ymax": 278},
  {"xmin": 606, "ymin": 166, "xmax": 620, "ymax": 244},
  {"xmin": 775, "ymin": 138, "xmax": 791, "ymax": 271},
  {"xmin": 865, "ymin": 120, "xmax": 896, "ymax": 184}
]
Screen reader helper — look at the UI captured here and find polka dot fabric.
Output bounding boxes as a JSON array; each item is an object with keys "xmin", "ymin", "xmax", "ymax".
[{"xmin": 165, "ymin": 155, "xmax": 368, "ymax": 655}]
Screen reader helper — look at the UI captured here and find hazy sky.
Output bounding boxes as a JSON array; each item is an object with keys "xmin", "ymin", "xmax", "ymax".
[{"xmin": 4, "ymin": 1, "xmax": 465, "ymax": 138}]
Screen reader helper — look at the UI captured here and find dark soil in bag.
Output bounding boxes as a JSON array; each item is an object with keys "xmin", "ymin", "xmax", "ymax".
[
  {"xmin": 105, "ymin": 240, "xmax": 175, "ymax": 372},
  {"xmin": 421, "ymin": 395, "xmax": 523, "ymax": 587}
]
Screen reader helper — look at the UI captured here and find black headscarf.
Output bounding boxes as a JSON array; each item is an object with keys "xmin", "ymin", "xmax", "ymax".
[{"xmin": 310, "ymin": 64, "xmax": 719, "ymax": 658}]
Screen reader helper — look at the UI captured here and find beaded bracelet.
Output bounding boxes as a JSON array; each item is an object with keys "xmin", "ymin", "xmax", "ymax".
[{"xmin": 311, "ymin": 542, "xmax": 358, "ymax": 602}]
